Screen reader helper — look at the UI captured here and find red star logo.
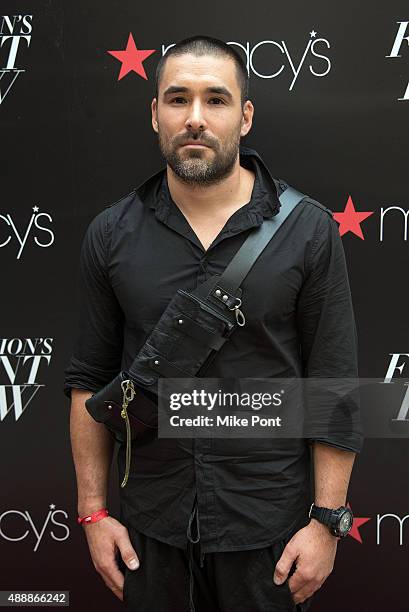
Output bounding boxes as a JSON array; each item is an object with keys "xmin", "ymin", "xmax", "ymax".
[
  {"xmin": 333, "ymin": 195, "xmax": 374, "ymax": 239},
  {"xmin": 346, "ymin": 502, "xmax": 371, "ymax": 543},
  {"xmin": 107, "ymin": 34, "xmax": 156, "ymax": 81}
]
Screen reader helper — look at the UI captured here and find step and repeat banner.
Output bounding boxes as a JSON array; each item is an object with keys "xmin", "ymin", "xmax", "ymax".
[{"xmin": 0, "ymin": 1, "xmax": 408, "ymax": 611}]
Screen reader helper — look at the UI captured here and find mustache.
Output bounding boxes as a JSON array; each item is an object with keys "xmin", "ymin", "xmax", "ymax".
[{"xmin": 175, "ymin": 134, "xmax": 216, "ymax": 148}]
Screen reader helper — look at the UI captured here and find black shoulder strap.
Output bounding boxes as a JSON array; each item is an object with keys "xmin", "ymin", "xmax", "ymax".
[
  {"xmin": 192, "ymin": 185, "xmax": 307, "ymax": 301},
  {"xmin": 218, "ymin": 185, "xmax": 307, "ymax": 292}
]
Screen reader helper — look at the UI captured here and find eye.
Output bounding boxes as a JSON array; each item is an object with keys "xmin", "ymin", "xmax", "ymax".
[
  {"xmin": 171, "ymin": 97, "xmax": 187, "ymax": 104},
  {"xmin": 209, "ymin": 98, "xmax": 225, "ymax": 105}
]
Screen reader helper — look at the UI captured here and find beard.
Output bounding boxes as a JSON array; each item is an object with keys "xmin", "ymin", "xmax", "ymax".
[{"xmin": 157, "ymin": 127, "xmax": 241, "ymax": 186}]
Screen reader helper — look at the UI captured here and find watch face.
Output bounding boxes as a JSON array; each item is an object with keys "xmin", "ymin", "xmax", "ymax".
[{"xmin": 339, "ymin": 510, "xmax": 353, "ymax": 534}]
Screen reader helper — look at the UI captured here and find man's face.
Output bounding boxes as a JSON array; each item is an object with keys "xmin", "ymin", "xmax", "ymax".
[{"xmin": 151, "ymin": 53, "xmax": 253, "ymax": 186}]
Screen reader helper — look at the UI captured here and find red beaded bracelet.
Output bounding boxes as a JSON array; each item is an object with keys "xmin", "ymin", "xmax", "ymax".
[{"xmin": 77, "ymin": 508, "xmax": 109, "ymax": 525}]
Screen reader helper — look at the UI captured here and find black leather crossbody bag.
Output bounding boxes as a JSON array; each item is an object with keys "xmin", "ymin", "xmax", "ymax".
[{"xmin": 85, "ymin": 186, "xmax": 306, "ymax": 486}]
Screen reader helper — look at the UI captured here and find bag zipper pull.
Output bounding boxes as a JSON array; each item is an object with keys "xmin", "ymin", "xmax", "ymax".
[{"xmin": 120, "ymin": 379, "xmax": 135, "ymax": 488}]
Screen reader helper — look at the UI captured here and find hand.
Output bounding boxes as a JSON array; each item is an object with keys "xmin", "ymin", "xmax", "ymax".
[
  {"xmin": 81, "ymin": 515, "xmax": 140, "ymax": 601},
  {"xmin": 273, "ymin": 519, "xmax": 339, "ymax": 605}
]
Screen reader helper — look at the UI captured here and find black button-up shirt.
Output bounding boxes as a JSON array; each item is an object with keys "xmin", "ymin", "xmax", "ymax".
[{"xmin": 63, "ymin": 146, "xmax": 363, "ymax": 553}]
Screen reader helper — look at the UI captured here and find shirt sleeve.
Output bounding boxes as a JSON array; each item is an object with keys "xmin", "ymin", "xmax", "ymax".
[
  {"xmin": 63, "ymin": 208, "xmax": 124, "ymax": 399},
  {"xmin": 296, "ymin": 205, "xmax": 364, "ymax": 454}
]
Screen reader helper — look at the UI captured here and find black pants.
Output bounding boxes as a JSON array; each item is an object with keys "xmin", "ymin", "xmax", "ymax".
[{"xmin": 120, "ymin": 526, "xmax": 315, "ymax": 612}]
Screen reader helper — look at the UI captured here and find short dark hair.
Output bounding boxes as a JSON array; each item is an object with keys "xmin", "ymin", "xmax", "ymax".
[{"xmin": 155, "ymin": 35, "xmax": 249, "ymax": 106}]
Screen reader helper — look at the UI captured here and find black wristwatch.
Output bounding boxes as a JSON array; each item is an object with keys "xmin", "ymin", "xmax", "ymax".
[{"xmin": 308, "ymin": 503, "xmax": 353, "ymax": 538}]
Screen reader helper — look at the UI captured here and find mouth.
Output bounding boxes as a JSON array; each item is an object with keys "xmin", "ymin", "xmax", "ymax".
[{"xmin": 181, "ymin": 143, "xmax": 210, "ymax": 148}]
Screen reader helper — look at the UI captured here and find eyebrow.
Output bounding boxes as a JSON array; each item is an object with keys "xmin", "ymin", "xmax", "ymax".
[{"xmin": 163, "ymin": 85, "xmax": 233, "ymax": 100}]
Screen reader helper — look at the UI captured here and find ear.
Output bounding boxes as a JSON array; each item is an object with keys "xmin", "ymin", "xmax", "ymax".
[
  {"xmin": 151, "ymin": 97, "xmax": 158, "ymax": 133},
  {"xmin": 240, "ymin": 100, "xmax": 254, "ymax": 138}
]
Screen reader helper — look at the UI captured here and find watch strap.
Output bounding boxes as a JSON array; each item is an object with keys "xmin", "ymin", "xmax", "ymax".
[{"xmin": 309, "ymin": 503, "xmax": 340, "ymax": 527}]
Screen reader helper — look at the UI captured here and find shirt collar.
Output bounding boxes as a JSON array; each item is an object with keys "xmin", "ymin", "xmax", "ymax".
[{"xmin": 137, "ymin": 145, "xmax": 282, "ymax": 225}]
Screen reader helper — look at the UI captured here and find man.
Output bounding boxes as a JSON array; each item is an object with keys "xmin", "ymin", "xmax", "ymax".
[{"xmin": 64, "ymin": 35, "xmax": 363, "ymax": 611}]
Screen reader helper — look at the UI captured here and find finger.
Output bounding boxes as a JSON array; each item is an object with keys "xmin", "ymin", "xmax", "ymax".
[
  {"xmin": 104, "ymin": 579, "xmax": 124, "ymax": 603},
  {"xmin": 287, "ymin": 567, "xmax": 307, "ymax": 594},
  {"xmin": 289, "ymin": 573, "xmax": 321, "ymax": 603},
  {"xmin": 98, "ymin": 547, "xmax": 127, "ymax": 595},
  {"xmin": 289, "ymin": 564, "xmax": 325, "ymax": 596},
  {"xmin": 117, "ymin": 533, "xmax": 140, "ymax": 570},
  {"xmin": 100, "ymin": 562, "xmax": 125, "ymax": 590},
  {"xmin": 290, "ymin": 583, "xmax": 316, "ymax": 606},
  {"xmin": 99, "ymin": 561, "xmax": 126, "ymax": 602},
  {"xmin": 273, "ymin": 543, "xmax": 298, "ymax": 585}
]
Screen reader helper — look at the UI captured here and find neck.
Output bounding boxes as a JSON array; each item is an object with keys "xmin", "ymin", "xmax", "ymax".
[{"xmin": 166, "ymin": 157, "xmax": 254, "ymax": 219}]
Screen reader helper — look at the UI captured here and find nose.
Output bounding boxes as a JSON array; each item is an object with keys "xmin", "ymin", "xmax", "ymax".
[{"xmin": 185, "ymin": 99, "xmax": 207, "ymax": 132}]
